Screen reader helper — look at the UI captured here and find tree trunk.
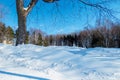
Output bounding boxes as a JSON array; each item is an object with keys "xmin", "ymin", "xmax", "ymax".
[
  {"xmin": 16, "ymin": 0, "xmax": 25, "ymax": 45},
  {"xmin": 16, "ymin": 15, "xmax": 26, "ymax": 45},
  {"xmin": 16, "ymin": 0, "xmax": 38, "ymax": 46}
]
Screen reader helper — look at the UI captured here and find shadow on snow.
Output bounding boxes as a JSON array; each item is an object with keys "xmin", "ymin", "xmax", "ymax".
[{"xmin": 0, "ymin": 70, "xmax": 49, "ymax": 80}]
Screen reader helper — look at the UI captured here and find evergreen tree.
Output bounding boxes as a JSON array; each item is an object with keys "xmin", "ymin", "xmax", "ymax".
[
  {"xmin": 43, "ymin": 36, "xmax": 49, "ymax": 46},
  {"xmin": 25, "ymin": 31, "xmax": 29, "ymax": 44},
  {"xmin": 49, "ymin": 35, "xmax": 53, "ymax": 45},
  {"xmin": 5, "ymin": 26, "xmax": 14, "ymax": 43},
  {"xmin": 37, "ymin": 33, "xmax": 43, "ymax": 46},
  {"xmin": 0, "ymin": 22, "xmax": 6, "ymax": 43}
]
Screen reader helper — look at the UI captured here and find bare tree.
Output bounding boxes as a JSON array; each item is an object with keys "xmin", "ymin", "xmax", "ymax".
[
  {"xmin": 16, "ymin": 0, "xmax": 55, "ymax": 46},
  {"xmin": 79, "ymin": 30, "xmax": 92, "ymax": 48}
]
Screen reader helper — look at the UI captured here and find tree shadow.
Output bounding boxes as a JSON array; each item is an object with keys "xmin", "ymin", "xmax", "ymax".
[{"xmin": 0, "ymin": 70, "xmax": 49, "ymax": 80}]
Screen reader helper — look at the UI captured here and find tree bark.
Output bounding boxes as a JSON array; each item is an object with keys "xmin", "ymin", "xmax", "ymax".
[
  {"xmin": 16, "ymin": 0, "xmax": 25, "ymax": 45},
  {"xmin": 16, "ymin": 15, "xmax": 26, "ymax": 45},
  {"xmin": 16, "ymin": 0, "xmax": 38, "ymax": 46}
]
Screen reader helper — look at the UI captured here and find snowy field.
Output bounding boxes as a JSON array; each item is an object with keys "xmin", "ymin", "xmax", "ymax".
[{"xmin": 0, "ymin": 44, "xmax": 120, "ymax": 80}]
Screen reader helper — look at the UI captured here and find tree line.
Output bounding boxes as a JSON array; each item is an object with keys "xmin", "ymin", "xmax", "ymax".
[
  {"xmin": 0, "ymin": 21, "xmax": 120, "ymax": 48},
  {"xmin": 43, "ymin": 24, "xmax": 120, "ymax": 48}
]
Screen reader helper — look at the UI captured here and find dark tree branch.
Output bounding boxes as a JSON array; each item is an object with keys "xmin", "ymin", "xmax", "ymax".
[
  {"xmin": 79, "ymin": 0, "xmax": 110, "ymax": 12},
  {"xmin": 79, "ymin": 0, "xmax": 120, "ymax": 21},
  {"xmin": 25, "ymin": 0, "xmax": 38, "ymax": 16}
]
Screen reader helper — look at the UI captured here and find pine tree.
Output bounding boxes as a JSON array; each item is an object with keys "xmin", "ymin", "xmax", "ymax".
[
  {"xmin": 25, "ymin": 31, "xmax": 29, "ymax": 44},
  {"xmin": 0, "ymin": 22, "xmax": 6, "ymax": 43},
  {"xmin": 37, "ymin": 33, "xmax": 43, "ymax": 46},
  {"xmin": 5, "ymin": 26, "xmax": 14, "ymax": 43},
  {"xmin": 43, "ymin": 36, "xmax": 49, "ymax": 46}
]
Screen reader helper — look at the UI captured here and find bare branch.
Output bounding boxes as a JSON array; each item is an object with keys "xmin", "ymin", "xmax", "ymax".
[
  {"xmin": 24, "ymin": 0, "xmax": 38, "ymax": 16},
  {"xmin": 79, "ymin": 0, "xmax": 110, "ymax": 11},
  {"xmin": 79, "ymin": 0, "xmax": 120, "ymax": 23}
]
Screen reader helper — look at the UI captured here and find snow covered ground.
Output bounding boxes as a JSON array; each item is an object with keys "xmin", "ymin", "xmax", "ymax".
[{"xmin": 0, "ymin": 43, "xmax": 120, "ymax": 80}]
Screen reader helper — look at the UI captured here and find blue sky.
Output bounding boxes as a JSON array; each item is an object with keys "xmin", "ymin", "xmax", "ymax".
[{"xmin": 0, "ymin": 0, "xmax": 120, "ymax": 35}]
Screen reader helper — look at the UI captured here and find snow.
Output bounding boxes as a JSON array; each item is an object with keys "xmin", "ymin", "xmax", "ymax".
[
  {"xmin": 0, "ymin": 43, "xmax": 120, "ymax": 80},
  {"xmin": 24, "ymin": 7, "xmax": 28, "ymax": 11}
]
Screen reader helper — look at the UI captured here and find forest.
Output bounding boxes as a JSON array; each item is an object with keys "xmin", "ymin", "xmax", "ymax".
[{"xmin": 0, "ymin": 20, "xmax": 120, "ymax": 48}]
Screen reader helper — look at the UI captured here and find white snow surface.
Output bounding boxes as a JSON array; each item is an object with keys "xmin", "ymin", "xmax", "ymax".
[{"xmin": 0, "ymin": 43, "xmax": 120, "ymax": 80}]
